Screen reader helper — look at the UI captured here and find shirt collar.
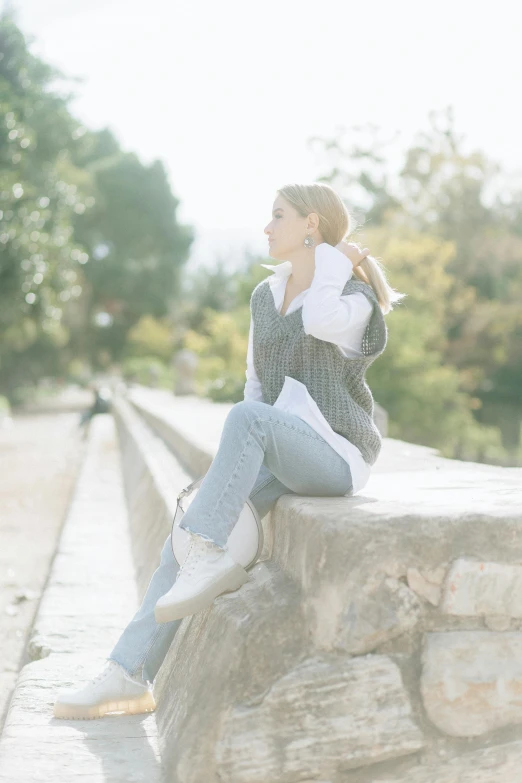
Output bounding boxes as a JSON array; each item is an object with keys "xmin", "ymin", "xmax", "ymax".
[{"xmin": 259, "ymin": 260, "xmax": 292, "ymax": 278}]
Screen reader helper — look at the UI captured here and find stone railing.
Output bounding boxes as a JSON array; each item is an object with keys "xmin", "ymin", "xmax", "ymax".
[{"xmin": 116, "ymin": 387, "xmax": 522, "ymax": 783}]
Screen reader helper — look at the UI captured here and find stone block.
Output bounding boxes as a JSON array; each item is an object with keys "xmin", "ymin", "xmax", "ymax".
[
  {"xmin": 421, "ymin": 631, "xmax": 522, "ymax": 737},
  {"xmin": 335, "ymin": 576, "xmax": 423, "ymax": 654},
  {"xmin": 441, "ymin": 558, "xmax": 522, "ymax": 618},
  {"xmin": 407, "ymin": 567, "xmax": 442, "ymax": 606},
  {"xmin": 485, "ymin": 615, "xmax": 512, "ymax": 632},
  {"xmin": 215, "ymin": 654, "xmax": 425, "ymax": 783},
  {"xmin": 381, "ymin": 740, "xmax": 522, "ymax": 783}
]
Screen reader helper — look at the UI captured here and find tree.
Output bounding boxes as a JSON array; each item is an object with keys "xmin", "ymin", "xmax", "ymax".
[
  {"xmin": 311, "ymin": 107, "xmax": 522, "ymax": 454},
  {"xmin": 0, "ymin": 13, "xmax": 195, "ymax": 397},
  {"xmin": 70, "ymin": 136, "xmax": 194, "ymax": 365},
  {"xmin": 0, "ymin": 13, "xmax": 89, "ymax": 396}
]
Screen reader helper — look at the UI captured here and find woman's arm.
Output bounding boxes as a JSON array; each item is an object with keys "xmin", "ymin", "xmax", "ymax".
[{"xmin": 302, "ymin": 243, "xmax": 373, "ymax": 346}]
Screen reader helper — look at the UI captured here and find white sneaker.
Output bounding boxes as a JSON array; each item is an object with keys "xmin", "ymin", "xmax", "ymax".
[
  {"xmin": 53, "ymin": 660, "xmax": 156, "ymax": 720},
  {"xmin": 154, "ymin": 532, "xmax": 249, "ymax": 623}
]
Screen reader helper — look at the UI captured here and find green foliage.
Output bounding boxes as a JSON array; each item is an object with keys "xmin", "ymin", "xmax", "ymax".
[
  {"xmin": 183, "ymin": 307, "xmax": 251, "ymax": 402},
  {"xmin": 311, "ymin": 108, "xmax": 522, "ymax": 460},
  {"xmin": 126, "ymin": 315, "xmax": 174, "ymax": 361},
  {"xmin": 1, "ymin": 16, "xmax": 519, "ymax": 464},
  {"xmin": 121, "ymin": 356, "xmax": 174, "ymax": 389},
  {"xmin": 363, "ymin": 228, "xmax": 487, "ymax": 451},
  {"xmin": 0, "ymin": 13, "xmax": 194, "ymax": 401},
  {"xmin": 67, "ymin": 357, "xmax": 91, "ymax": 385},
  {"xmin": 0, "ymin": 14, "xmax": 91, "ymax": 393},
  {"xmin": 72, "ymin": 143, "xmax": 194, "ymax": 364}
]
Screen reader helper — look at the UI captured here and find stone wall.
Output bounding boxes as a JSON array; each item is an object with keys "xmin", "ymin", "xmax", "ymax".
[{"xmin": 119, "ymin": 389, "xmax": 522, "ymax": 782}]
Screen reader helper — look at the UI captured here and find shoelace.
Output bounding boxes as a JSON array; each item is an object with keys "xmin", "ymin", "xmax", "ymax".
[
  {"xmin": 180, "ymin": 536, "xmax": 223, "ymax": 577},
  {"xmin": 90, "ymin": 662, "xmax": 117, "ymax": 685},
  {"xmin": 79, "ymin": 661, "xmax": 146, "ymax": 690}
]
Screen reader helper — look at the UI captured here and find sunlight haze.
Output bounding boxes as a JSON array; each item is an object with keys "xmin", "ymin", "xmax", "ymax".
[{"xmin": 8, "ymin": 0, "xmax": 521, "ymax": 271}]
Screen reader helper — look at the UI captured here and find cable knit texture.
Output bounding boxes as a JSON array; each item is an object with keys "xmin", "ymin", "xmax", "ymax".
[{"xmin": 250, "ymin": 276, "xmax": 388, "ymax": 465}]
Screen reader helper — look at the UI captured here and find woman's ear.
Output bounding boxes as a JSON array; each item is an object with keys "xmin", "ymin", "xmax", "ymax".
[{"xmin": 307, "ymin": 212, "xmax": 320, "ymax": 232}]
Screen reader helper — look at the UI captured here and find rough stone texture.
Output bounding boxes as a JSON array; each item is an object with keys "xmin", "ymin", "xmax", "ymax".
[
  {"xmin": 407, "ymin": 566, "xmax": 443, "ymax": 606},
  {"xmin": 485, "ymin": 615, "xmax": 512, "ymax": 631},
  {"xmin": 0, "ymin": 415, "xmax": 161, "ymax": 782},
  {"xmin": 266, "ymin": 477, "xmax": 522, "ymax": 659},
  {"xmin": 269, "ymin": 470, "xmax": 522, "ymax": 604},
  {"xmin": 381, "ymin": 740, "xmax": 522, "ymax": 783},
  {"xmin": 154, "ymin": 560, "xmax": 313, "ymax": 783},
  {"xmin": 215, "ymin": 654, "xmax": 425, "ymax": 783},
  {"xmin": 116, "ymin": 389, "xmax": 522, "ymax": 781},
  {"xmin": 421, "ymin": 631, "xmax": 522, "ymax": 737},
  {"xmin": 327, "ymin": 576, "xmax": 423, "ymax": 655},
  {"xmin": 441, "ymin": 558, "xmax": 522, "ymax": 617},
  {"xmin": 422, "ymin": 565, "xmax": 447, "ymax": 585}
]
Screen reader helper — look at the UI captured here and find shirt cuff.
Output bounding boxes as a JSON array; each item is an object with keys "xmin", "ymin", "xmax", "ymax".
[{"xmin": 314, "ymin": 243, "xmax": 354, "ymax": 286}]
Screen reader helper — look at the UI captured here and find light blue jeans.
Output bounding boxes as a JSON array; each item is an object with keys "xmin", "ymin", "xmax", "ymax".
[{"xmin": 109, "ymin": 400, "xmax": 353, "ymax": 682}]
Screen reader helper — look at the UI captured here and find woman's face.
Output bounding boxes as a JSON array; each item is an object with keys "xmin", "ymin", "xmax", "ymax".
[{"xmin": 264, "ymin": 195, "xmax": 317, "ymax": 260}]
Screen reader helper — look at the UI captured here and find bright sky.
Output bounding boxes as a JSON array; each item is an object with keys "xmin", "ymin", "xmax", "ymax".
[{"xmin": 6, "ymin": 0, "xmax": 522, "ymax": 271}]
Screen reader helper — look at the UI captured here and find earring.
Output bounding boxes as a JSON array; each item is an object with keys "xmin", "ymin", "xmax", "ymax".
[{"xmin": 304, "ymin": 233, "xmax": 315, "ymax": 248}]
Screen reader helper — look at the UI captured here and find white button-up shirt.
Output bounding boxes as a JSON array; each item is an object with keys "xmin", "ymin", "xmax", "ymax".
[{"xmin": 244, "ymin": 242, "xmax": 375, "ymax": 495}]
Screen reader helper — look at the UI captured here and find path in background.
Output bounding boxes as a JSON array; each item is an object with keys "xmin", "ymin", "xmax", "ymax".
[{"xmin": 0, "ymin": 389, "xmax": 91, "ymax": 728}]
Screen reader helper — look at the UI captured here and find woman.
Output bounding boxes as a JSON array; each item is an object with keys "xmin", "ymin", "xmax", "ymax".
[{"xmin": 54, "ymin": 182, "xmax": 405, "ymax": 720}]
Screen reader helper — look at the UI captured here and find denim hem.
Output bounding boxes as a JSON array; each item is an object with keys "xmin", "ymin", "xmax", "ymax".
[
  {"xmin": 109, "ymin": 620, "xmax": 167, "ymax": 682},
  {"xmin": 107, "ymin": 654, "xmax": 145, "ymax": 682},
  {"xmin": 178, "ymin": 523, "xmax": 227, "ymax": 550}
]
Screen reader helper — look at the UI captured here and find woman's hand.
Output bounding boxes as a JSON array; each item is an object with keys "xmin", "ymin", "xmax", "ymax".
[{"xmin": 335, "ymin": 240, "xmax": 370, "ymax": 268}]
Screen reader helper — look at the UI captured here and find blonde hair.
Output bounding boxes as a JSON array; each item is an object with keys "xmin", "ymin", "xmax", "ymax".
[{"xmin": 276, "ymin": 182, "xmax": 406, "ymax": 315}]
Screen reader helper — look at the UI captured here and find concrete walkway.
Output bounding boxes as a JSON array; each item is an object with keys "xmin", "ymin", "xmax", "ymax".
[
  {"xmin": 0, "ymin": 392, "xmax": 89, "ymax": 728},
  {"xmin": 0, "ymin": 414, "xmax": 161, "ymax": 782}
]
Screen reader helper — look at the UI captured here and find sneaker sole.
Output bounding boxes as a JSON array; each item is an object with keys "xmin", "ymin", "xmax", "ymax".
[
  {"xmin": 154, "ymin": 564, "xmax": 250, "ymax": 623},
  {"xmin": 53, "ymin": 691, "xmax": 156, "ymax": 720}
]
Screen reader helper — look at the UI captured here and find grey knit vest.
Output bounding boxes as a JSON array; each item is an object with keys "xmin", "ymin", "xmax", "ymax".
[{"xmin": 250, "ymin": 274, "xmax": 388, "ymax": 465}]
